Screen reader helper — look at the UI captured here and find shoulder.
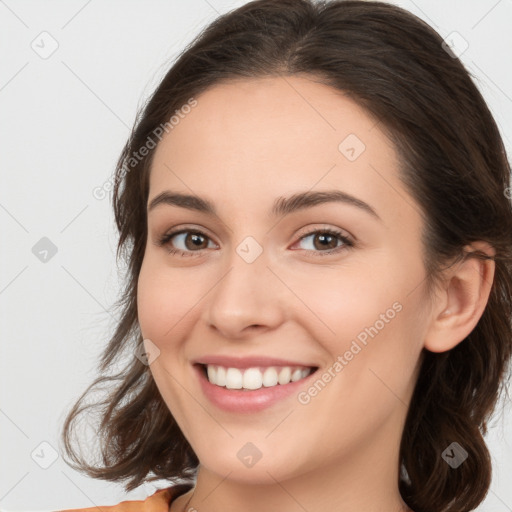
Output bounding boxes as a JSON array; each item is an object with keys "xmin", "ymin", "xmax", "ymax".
[{"xmin": 58, "ymin": 483, "xmax": 194, "ymax": 512}]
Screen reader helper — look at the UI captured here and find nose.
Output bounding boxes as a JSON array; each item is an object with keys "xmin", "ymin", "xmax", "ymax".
[{"xmin": 201, "ymin": 245, "xmax": 287, "ymax": 339}]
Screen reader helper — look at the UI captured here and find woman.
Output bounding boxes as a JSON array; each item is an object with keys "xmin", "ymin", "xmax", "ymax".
[{"xmin": 59, "ymin": 1, "xmax": 512, "ymax": 511}]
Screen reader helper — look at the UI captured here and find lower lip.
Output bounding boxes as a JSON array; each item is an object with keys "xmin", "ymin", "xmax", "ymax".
[{"xmin": 194, "ymin": 365, "xmax": 317, "ymax": 413}]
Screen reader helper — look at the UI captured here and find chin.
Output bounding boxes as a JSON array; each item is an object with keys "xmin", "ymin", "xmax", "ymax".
[{"xmin": 196, "ymin": 445, "xmax": 307, "ymax": 485}]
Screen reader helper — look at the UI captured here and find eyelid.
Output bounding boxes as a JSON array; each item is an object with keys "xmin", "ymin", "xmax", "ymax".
[
  {"xmin": 292, "ymin": 226, "xmax": 354, "ymax": 255},
  {"xmin": 155, "ymin": 225, "xmax": 218, "ymax": 255},
  {"xmin": 156, "ymin": 224, "xmax": 218, "ymax": 244},
  {"xmin": 156, "ymin": 223, "xmax": 355, "ymax": 257},
  {"xmin": 295, "ymin": 223, "xmax": 353, "ymax": 242}
]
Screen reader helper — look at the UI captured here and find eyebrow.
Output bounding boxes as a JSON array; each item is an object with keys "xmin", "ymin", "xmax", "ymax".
[{"xmin": 147, "ymin": 189, "xmax": 381, "ymax": 221}]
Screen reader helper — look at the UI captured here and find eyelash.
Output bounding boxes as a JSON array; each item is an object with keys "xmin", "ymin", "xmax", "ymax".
[{"xmin": 156, "ymin": 227, "xmax": 354, "ymax": 258}]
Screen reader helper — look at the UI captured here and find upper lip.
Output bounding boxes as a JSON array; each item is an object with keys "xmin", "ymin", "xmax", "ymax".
[{"xmin": 193, "ymin": 355, "xmax": 318, "ymax": 369}]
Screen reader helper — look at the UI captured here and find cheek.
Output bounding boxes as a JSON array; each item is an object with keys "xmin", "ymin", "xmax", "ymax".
[
  {"xmin": 302, "ymin": 253, "xmax": 425, "ymax": 391},
  {"xmin": 283, "ymin": 258, "xmax": 402, "ymax": 348},
  {"xmin": 136, "ymin": 258, "xmax": 197, "ymax": 415},
  {"xmin": 136, "ymin": 256, "xmax": 194, "ymax": 343}
]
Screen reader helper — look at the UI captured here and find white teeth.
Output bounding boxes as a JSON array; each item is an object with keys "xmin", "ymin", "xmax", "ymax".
[
  {"xmin": 262, "ymin": 367, "xmax": 278, "ymax": 387},
  {"xmin": 207, "ymin": 365, "xmax": 216, "ymax": 383},
  {"xmin": 225, "ymin": 368, "xmax": 243, "ymax": 389},
  {"xmin": 243, "ymin": 368, "xmax": 263, "ymax": 390},
  {"xmin": 291, "ymin": 368, "xmax": 303, "ymax": 382},
  {"xmin": 204, "ymin": 365, "xmax": 314, "ymax": 390},
  {"xmin": 216, "ymin": 366, "xmax": 226, "ymax": 386},
  {"xmin": 277, "ymin": 366, "xmax": 291, "ymax": 385}
]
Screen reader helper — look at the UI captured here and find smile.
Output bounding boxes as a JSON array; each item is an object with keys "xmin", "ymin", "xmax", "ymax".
[
  {"xmin": 194, "ymin": 362, "xmax": 319, "ymax": 413},
  {"xmin": 204, "ymin": 364, "xmax": 315, "ymax": 390}
]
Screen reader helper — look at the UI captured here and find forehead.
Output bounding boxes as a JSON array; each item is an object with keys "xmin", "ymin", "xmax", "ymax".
[{"xmin": 149, "ymin": 75, "xmax": 415, "ymax": 224}]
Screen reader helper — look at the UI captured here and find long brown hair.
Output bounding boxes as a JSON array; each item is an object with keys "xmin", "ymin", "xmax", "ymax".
[{"xmin": 60, "ymin": 1, "xmax": 512, "ymax": 510}]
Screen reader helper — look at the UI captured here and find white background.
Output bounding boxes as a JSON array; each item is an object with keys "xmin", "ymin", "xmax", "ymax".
[{"xmin": 1, "ymin": 0, "xmax": 511, "ymax": 510}]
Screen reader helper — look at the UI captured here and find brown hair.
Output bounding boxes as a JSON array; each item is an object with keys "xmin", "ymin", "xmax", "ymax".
[{"xmin": 60, "ymin": 1, "xmax": 512, "ymax": 510}]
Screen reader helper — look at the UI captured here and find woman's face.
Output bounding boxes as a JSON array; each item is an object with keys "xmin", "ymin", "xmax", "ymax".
[{"xmin": 137, "ymin": 75, "xmax": 432, "ymax": 484}]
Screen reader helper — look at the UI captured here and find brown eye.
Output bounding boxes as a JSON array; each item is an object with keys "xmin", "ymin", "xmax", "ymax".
[
  {"xmin": 183, "ymin": 232, "xmax": 209, "ymax": 250},
  {"xmin": 294, "ymin": 228, "xmax": 354, "ymax": 256},
  {"xmin": 157, "ymin": 229, "xmax": 216, "ymax": 257},
  {"xmin": 312, "ymin": 232, "xmax": 340, "ymax": 250}
]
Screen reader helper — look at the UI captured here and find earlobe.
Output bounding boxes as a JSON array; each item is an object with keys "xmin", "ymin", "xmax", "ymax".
[{"xmin": 423, "ymin": 242, "xmax": 496, "ymax": 353}]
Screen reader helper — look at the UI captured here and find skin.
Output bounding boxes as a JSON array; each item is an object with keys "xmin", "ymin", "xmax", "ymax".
[{"xmin": 136, "ymin": 75, "xmax": 495, "ymax": 512}]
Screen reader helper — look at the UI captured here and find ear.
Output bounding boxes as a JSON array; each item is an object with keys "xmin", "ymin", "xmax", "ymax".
[{"xmin": 423, "ymin": 241, "xmax": 496, "ymax": 353}]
